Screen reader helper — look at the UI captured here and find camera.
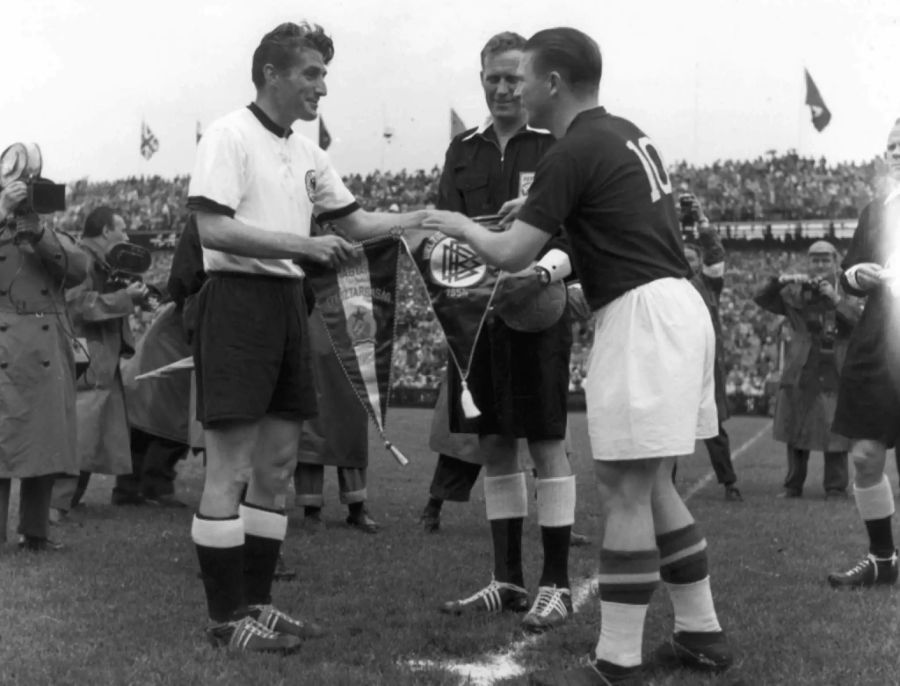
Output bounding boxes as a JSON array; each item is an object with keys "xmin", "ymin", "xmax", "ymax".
[
  {"xmin": 103, "ymin": 242, "xmax": 161, "ymax": 312},
  {"xmin": 0, "ymin": 143, "xmax": 66, "ymax": 215},
  {"xmin": 678, "ymin": 194, "xmax": 696, "ymax": 227}
]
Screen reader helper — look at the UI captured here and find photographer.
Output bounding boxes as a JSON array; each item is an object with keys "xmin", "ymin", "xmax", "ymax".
[
  {"xmin": 51, "ymin": 206, "xmax": 144, "ymax": 516},
  {"xmin": 0, "ymin": 180, "xmax": 89, "ymax": 550},
  {"xmin": 753, "ymin": 241, "xmax": 861, "ymax": 499},
  {"xmin": 679, "ymin": 193, "xmax": 742, "ymax": 502}
]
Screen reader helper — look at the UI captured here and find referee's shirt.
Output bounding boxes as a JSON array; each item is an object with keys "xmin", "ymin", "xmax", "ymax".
[
  {"xmin": 517, "ymin": 107, "xmax": 690, "ymax": 311},
  {"xmin": 187, "ymin": 103, "xmax": 359, "ymax": 279}
]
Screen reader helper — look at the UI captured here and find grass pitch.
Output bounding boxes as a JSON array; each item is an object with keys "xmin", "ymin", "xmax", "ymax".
[{"xmin": 1, "ymin": 410, "xmax": 898, "ymax": 686}]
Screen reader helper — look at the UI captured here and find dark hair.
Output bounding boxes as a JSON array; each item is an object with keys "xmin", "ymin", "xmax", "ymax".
[
  {"xmin": 83, "ymin": 206, "xmax": 118, "ymax": 238},
  {"xmin": 524, "ymin": 27, "xmax": 602, "ymax": 91},
  {"xmin": 480, "ymin": 31, "xmax": 526, "ymax": 67},
  {"xmin": 251, "ymin": 21, "xmax": 334, "ymax": 88}
]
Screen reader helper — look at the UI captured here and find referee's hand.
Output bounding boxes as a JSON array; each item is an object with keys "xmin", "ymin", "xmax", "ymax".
[{"xmin": 300, "ymin": 234, "xmax": 355, "ymax": 269}]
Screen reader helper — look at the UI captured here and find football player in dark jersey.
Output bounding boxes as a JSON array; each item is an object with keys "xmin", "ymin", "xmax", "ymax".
[
  {"xmin": 424, "ymin": 27, "xmax": 732, "ymax": 685},
  {"xmin": 827, "ymin": 118, "xmax": 900, "ymax": 590}
]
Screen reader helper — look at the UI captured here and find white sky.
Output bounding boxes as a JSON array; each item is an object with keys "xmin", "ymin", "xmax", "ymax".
[{"xmin": 2, "ymin": 0, "xmax": 898, "ymax": 183}]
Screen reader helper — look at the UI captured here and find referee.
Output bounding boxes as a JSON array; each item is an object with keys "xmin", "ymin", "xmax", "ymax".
[
  {"xmin": 188, "ymin": 21, "xmax": 426, "ymax": 654},
  {"xmin": 424, "ymin": 27, "xmax": 733, "ymax": 684}
]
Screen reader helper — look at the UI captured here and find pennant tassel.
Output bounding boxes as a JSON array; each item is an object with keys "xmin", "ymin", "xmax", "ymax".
[
  {"xmin": 459, "ymin": 379, "xmax": 481, "ymax": 418},
  {"xmin": 384, "ymin": 440, "xmax": 409, "ymax": 466}
]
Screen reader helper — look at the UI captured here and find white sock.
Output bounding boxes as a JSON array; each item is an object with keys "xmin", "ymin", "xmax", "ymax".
[
  {"xmin": 667, "ymin": 576, "xmax": 722, "ymax": 633},
  {"xmin": 594, "ymin": 601, "xmax": 648, "ymax": 668}
]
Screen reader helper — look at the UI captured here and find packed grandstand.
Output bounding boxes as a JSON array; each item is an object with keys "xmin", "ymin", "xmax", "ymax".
[{"xmin": 55, "ymin": 149, "xmax": 888, "ymax": 414}]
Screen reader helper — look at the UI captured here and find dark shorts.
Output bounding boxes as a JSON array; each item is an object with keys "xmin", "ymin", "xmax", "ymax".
[
  {"xmin": 448, "ymin": 313, "xmax": 571, "ymax": 440},
  {"xmin": 193, "ymin": 272, "xmax": 316, "ymax": 427},
  {"xmin": 832, "ymin": 373, "xmax": 900, "ymax": 449}
]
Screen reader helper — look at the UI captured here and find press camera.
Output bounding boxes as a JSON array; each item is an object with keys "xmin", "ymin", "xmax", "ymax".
[{"xmin": 0, "ymin": 143, "xmax": 66, "ymax": 215}]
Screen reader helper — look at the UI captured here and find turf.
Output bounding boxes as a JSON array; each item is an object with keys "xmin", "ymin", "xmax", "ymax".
[{"xmin": 1, "ymin": 410, "xmax": 898, "ymax": 686}]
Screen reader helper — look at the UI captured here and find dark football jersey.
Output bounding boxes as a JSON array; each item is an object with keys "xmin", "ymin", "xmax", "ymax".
[{"xmin": 518, "ymin": 107, "xmax": 690, "ymax": 310}]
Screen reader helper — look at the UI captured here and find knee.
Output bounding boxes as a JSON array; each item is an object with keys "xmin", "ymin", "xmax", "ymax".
[
  {"xmin": 851, "ymin": 442, "xmax": 886, "ymax": 484},
  {"xmin": 595, "ymin": 460, "xmax": 657, "ymax": 510}
]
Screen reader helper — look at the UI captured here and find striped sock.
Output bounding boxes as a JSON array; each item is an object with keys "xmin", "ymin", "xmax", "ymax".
[
  {"xmin": 595, "ymin": 548, "xmax": 660, "ymax": 668},
  {"xmin": 657, "ymin": 524, "xmax": 721, "ymax": 633}
]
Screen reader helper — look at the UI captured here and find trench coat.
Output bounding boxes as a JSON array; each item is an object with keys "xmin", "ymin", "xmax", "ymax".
[
  {"xmin": 0, "ymin": 226, "xmax": 88, "ymax": 477},
  {"xmin": 67, "ymin": 242, "xmax": 135, "ymax": 474},
  {"xmin": 121, "ymin": 302, "xmax": 192, "ymax": 444},
  {"xmin": 755, "ymin": 276, "xmax": 861, "ymax": 451}
]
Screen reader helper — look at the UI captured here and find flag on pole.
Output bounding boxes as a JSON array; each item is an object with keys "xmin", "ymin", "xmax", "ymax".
[
  {"xmin": 318, "ymin": 117, "xmax": 332, "ymax": 150},
  {"xmin": 450, "ymin": 108, "xmax": 467, "ymax": 139},
  {"xmin": 304, "ymin": 235, "xmax": 408, "ymax": 465},
  {"xmin": 804, "ymin": 69, "xmax": 831, "ymax": 132},
  {"xmin": 140, "ymin": 120, "xmax": 160, "ymax": 159},
  {"xmin": 196, "ymin": 121, "xmax": 203, "ymax": 145}
]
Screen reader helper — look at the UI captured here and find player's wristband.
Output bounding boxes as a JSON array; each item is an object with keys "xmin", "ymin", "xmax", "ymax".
[
  {"xmin": 843, "ymin": 265, "xmax": 863, "ymax": 291},
  {"xmin": 533, "ymin": 265, "xmax": 551, "ymax": 286},
  {"xmin": 535, "ymin": 248, "xmax": 572, "ymax": 284}
]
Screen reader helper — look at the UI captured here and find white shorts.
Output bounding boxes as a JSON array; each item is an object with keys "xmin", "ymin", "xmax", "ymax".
[{"xmin": 585, "ymin": 277, "xmax": 718, "ymax": 461}]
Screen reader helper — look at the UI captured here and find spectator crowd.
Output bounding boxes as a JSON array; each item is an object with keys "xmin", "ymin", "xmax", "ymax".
[{"xmin": 54, "ymin": 150, "xmax": 889, "ymax": 413}]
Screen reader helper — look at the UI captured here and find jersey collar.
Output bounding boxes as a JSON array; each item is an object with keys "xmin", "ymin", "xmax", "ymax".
[
  {"xmin": 462, "ymin": 116, "xmax": 550, "ymax": 142},
  {"xmin": 247, "ymin": 102, "xmax": 293, "ymax": 139}
]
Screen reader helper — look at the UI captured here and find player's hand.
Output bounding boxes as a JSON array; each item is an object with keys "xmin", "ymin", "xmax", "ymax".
[
  {"xmin": 566, "ymin": 281, "xmax": 592, "ymax": 322},
  {"xmin": 493, "ymin": 271, "xmax": 543, "ymax": 316},
  {"xmin": 497, "ymin": 196, "xmax": 526, "ymax": 227},
  {"xmin": 126, "ymin": 281, "xmax": 150, "ymax": 303},
  {"xmin": 299, "ymin": 234, "xmax": 356, "ymax": 269},
  {"xmin": 0, "ymin": 181, "xmax": 27, "ymax": 218},
  {"xmin": 421, "ymin": 209, "xmax": 476, "ymax": 238},
  {"xmin": 854, "ymin": 262, "xmax": 884, "ymax": 290}
]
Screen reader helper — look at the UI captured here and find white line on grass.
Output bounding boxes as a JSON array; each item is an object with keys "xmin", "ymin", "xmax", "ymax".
[{"xmin": 407, "ymin": 420, "xmax": 771, "ymax": 686}]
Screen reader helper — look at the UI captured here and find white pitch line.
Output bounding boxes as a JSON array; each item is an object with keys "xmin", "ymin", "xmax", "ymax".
[{"xmin": 407, "ymin": 420, "xmax": 772, "ymax": 686}]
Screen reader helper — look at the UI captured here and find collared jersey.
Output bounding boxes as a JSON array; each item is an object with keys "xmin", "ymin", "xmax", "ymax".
[
  {"xmin": 187, "ymin": 103, "xmax": 359, "ymax": 278},
  {"xmin": 438, "ymin": 120, "xmax": 555, "ymax": 215},
  {"xmin": 518, "ymin": 107, "xmax": 690, "ymax": 310}
]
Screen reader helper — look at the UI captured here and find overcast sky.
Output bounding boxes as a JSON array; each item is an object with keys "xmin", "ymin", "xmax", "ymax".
[{"xmin": 2, "ymin": 0, "xmax": 898, "ymax": 183}]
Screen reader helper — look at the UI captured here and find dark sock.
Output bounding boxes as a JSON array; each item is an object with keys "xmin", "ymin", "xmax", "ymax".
[
  {"xmin": 539, "ymin": 525, "xmax": 571, "ymax": 588},
  {"xmin": 244, "ymin": 533, "xmax": 282, "ymax": 606},
  {"xmin": 348, "ymin": 502, "xmax": 364, "ymax": 518},
  {"xmin": 864, "ymin": 516, "xmax": 895, "ymax": 558},
  {"xmin": 193, "ymin": 515, "xmax": 248, "ymax": 623},
  {"xmin": 490, "ymin": 518, "xmax": 524, "ymax": 586},
  {"xmin": 304, "ymin": 505, "xmax": 322, "ymax": 518},
  {"xmin": 425, "ymin": 497, "xmax": 443, "ymax": 513}
]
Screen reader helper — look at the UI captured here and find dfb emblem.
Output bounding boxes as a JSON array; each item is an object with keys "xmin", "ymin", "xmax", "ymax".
[
  {"xmin": 305, "ymin": 170, "xmax": 317, "ymax": 201},
  {"xmin": 519, "ymin": 171, "xmax": 535, "ymax": 197},
  {"xmin": 425, "ymin": 234, "xmax": 487, "ymax": 288}
]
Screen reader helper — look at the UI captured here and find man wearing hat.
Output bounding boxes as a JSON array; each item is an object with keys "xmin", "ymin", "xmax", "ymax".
[
  {"xmin": 826, "ymin": 118, "xmax": 900, "ymax": 589},
  {"xmin": 754, "ymin": 240, "xmax": 860, "ymax": 499}
]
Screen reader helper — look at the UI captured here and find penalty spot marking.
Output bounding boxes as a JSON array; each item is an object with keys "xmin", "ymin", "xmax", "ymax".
[{"xmin": 406, "ymin": 420, "xmax": 772, "ymax": 685}]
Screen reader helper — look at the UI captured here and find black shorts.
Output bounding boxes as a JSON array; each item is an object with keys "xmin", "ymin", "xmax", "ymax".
[
  {"xmin": 193, "ymin": 272, "xmax": 316, "ymax": 427},
  {"xmin": 448, "ymin": 313, "xmax": 571, "ymax": 440},
  {"xmin": 832, "ymin": 373, "xmax": 900, "ymax": 449}
]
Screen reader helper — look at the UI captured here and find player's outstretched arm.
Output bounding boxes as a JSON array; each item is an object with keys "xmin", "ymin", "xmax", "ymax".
[
  {"xmin": 330, "ymin": 208, "xmax": 430, "ymax": 242},
  {"xmin": 196, "ymin": 212, "xmax": 354, "ymax": 268},
  {"xmin": 422, "ymin": 210, "xmax": 550, "ymax": 272}
]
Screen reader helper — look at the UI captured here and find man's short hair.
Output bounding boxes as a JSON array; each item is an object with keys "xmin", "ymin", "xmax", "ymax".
[
  {"xmin": 524, "ymin": 27, "xmax": 602, "ymax": 92},
  {"xmin": 83, "ymin": 206, "xmax": 117, "ymax": 238},
  {"xmin": 252, "ymin": 21, "xmax": 334, "ymax": 88},
  {"xmin": 480, "ymin": 31, "xmax": 526, "ymax": 67}
]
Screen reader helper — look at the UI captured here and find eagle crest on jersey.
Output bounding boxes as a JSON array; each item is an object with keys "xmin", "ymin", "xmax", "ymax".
[{"xmin": 305, "ymin": 170, "xmax": 317, "ymax": 201}]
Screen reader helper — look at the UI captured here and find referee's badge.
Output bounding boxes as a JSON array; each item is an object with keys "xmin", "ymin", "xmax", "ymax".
[
  {"xmin": 305, "ymin": 170, "xmax": 317, "ymax": 200},
  {"xmin": 519, "ymin": 171, "xmax": 535, "ymax": 197},
  {"xmin": 424, "ymin": 234, "xmax": 487, "ymax": 288}
]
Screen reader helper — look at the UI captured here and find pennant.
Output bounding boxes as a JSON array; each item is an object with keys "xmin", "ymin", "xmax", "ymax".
[
  {"xmin": 403, "ymin": 223, "xmax": 500, "ymax": 412},
  {"xmin": 804, "ymin": 69, "xmax": 831, "ymax": 132},
  {"xmin": 319, "ymin": 117, "xmax": 332, "ymax": 150},
  {"xmin": 450, "ymin": 108, "xmax": 467, "ymax": 139},
  {"xmin": 141, "ymin": 120, "xmax": 160, "ymax": 159},
  {"xmin": 304, "ymin": 235, "xmax": 407, "ymax": 464},
  {"xmin": 196, "ymin": 121, "xmax": 203, "ymax": 145}
]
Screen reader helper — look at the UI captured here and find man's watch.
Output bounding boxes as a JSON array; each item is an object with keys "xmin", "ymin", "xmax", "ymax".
[{"xmin": 534, "ymin": 265, "xmax": 551, "ymax": 286}]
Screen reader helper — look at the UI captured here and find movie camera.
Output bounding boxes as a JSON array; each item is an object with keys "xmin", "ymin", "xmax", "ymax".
[{"xmin": 104, "ymin": 242, "xmax": 163, "ymax": 312}]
